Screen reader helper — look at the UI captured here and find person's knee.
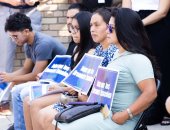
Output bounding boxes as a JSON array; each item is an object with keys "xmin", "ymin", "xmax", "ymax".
[
  {"xmin": 20, "ymin": 87, "xmax": 29, "ymax": 101},
  {"xmin": 23, "ymin": 96, "xmax": 31, "ymax": 108},
  {"xmin": 30, "ymin": 97, "xmax": 48, "ymax": 113},
  {"xmin": 38, "ymin": 110, "xmax": 54, "ymax": 129},
  {"xmin": 30, "ymin": 99, "xmax": 41, "ymax": 114}
]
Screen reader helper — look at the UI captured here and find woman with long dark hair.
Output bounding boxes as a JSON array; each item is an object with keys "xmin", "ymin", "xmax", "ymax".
[{"xmin": 70, "ymin": 11, "xmax": 97, "ymax": 69}]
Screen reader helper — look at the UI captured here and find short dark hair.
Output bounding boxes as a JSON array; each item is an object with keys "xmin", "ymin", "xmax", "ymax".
[
  {"xmin": 68, "ymin": 3, "xmax": 87, "ymax": 11},
  {"xmin": 93, "ymin": 7, "xmax": 111, "ymax": 24},
  {"xmin": 5, "ymin": 12, "xmax": 32, "ymax": 32}
]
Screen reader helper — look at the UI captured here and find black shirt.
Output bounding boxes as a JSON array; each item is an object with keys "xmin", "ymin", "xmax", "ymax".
[
  {"xmin": 66, "ymin": 40, "xmax": 76, "ymax": 55},
  {"xmin": 0, "ymin": 1, "xmax": 39, "ymax": 9},
  {"xmin": 82, "ymin": 0, "xmax": 112, "ymax": 12}
]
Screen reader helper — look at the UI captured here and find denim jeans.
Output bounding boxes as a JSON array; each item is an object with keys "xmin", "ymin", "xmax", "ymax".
[{"xmin": 11, "ymin": 82, "xmax": 33, "ymax": 130}]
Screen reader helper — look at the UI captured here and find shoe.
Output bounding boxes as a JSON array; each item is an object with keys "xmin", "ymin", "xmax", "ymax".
[
  {"xmin": 0, "ymin": 101, "xmax": 12, "ymax": 116},
  {"xmin": 0, "ymin": 109, "xmax": 12, "ymax": 116},
  {"xmin": 161, "ymin": 116, "xmax": 170, "ymax": 126},
  {"xmin": 7, "ymin": 124, "xmax": 14, "ymax": 130}
]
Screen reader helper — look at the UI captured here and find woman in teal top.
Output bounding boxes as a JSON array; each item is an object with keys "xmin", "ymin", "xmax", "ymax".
[{"xmin": 57, "ymin": 8, "xmax": 160, "ymax": 130}]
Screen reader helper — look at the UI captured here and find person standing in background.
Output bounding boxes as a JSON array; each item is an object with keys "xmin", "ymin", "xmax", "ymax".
[
  {"xmin": 0, "ymin": 0, "xmax": 42, "ymax": 73},
  {"xmin": 69, "ymin": 0, "xmax": 113, "ymax": 12},
  {"xmin": 123, "ymin": 0, "xmax": 170, "ymax": 125}
]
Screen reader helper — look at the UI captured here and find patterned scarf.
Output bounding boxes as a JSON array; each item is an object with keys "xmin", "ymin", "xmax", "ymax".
[{"xmin": 94, "ymin": 44, "xmax": 117, "ymax": 67}]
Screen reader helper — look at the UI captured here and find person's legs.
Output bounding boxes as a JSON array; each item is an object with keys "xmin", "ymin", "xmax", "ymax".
[
  {"xmin": 38, "ymin": 105, "xmax": 58, "ymax": 130},
  {"xmin": 23, "ymin": 96, "xmax": 33, "ymax": 130},
  {"xmin": 30, "ymin": 93, "xmax": 62, "ymax": 130},
  {"xmin": 11, "ymin": 82, "xmax": 30, "ymax": 130}
]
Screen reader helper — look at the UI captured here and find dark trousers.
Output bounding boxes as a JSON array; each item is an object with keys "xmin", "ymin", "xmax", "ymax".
[{"xmin": 138, "ymin": 10, "xmax": 170, "ymax": 121}]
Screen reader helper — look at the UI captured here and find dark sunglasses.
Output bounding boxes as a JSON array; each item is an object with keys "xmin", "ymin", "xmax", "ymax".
[{"xmin": 107, "ymin": 24, "xmax": 115, "ymax": 33}]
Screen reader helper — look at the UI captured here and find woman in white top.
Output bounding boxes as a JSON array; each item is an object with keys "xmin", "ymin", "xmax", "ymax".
[{"xmin": 123, "ymin": 0, "xmax": 170, "ymax": 125}]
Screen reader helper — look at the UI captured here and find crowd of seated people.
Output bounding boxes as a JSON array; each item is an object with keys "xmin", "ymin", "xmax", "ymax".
[{"xmin": 0, "ymin": 1, "xmax": 170, "ymax": 130}]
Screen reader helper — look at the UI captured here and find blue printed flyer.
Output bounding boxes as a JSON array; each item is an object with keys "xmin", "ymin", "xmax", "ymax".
[
  {"xmin": 0, "ymin": 82, "xmax": 11, "ymax": 102},
  {"xmin": 62, "ymin": 54, "xmax": 104, "ymax": 95},
  {"xmin": 40, "ymin": 55, "xmax": 71, "ymax": 83},
  {"xmin": 29, "ymin": 81, "xmax": 56, "ymax": 100},
  {"xmin": 88, "ymin": 66, "xmax": 119, "ymax": 110}
]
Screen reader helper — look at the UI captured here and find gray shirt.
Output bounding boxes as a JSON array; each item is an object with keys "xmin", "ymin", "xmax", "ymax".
[{"xmin": 24, "ymin": 32, "xmax": 66, "ymax": 63}]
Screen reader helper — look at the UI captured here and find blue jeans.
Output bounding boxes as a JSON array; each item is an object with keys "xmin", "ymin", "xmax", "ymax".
[{"xmin": 11, "ymin": 82, "xmax": 31, "ymax": 130}]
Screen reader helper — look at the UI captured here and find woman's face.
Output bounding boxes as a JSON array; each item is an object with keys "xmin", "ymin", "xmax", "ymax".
[
  {"xmin": 107, "ymin": 17, "xmax": 118, "ymax": 45},
  {"xmin": 90, "ymin": 13, "xmax": 107, "ymax": 43},
  {"xmin": 70, "ymin": 19, "xmax": 80, "ymax": 44}
]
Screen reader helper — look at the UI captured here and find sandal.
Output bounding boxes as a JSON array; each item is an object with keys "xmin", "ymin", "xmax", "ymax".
[{"xmin": 160, "ymin": 116, "xmax": 170, "ymax": 126}]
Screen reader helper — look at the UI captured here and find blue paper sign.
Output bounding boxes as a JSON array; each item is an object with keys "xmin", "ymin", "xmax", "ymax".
[
  {"xmin": 40, "ymin": 55, "xmax": 72, "ymax": 83},
  {"xmin": 88, "ymin": 66, "xmax": 119, "ymax": 110},
  {"xmin": 62, "ymin": 54, "xmax": 104, "ymax": 95}
]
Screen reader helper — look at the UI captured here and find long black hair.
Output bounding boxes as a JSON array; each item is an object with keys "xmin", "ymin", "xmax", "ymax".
[
  {"xmin": 111, "ymin": 8, "xmax": 161, "ymax": 80},
  {"xmin": 71, "ymin": 11, "xmax": 97, "ymax": 69}
]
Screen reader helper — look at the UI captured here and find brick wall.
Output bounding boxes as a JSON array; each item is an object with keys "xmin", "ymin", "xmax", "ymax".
[{"xmin": 13, "ymin": 0, "xmax": 71, "ymax": 71}]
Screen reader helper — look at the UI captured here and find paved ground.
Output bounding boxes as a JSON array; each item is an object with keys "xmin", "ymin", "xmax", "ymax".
[
  {"xmin": 0, "ymin": 114, "xmax": 170, "ymax": 130},
  {"xmin": 0, "ymin": 115, "xmax": 13, "ymax": 130}
]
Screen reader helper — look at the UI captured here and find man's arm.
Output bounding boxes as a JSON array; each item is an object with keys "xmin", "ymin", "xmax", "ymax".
[
  {"xmin": 0, "ymin": 58, "xmax": 31, "ymax": 83},
  {"xmin": 122, "ymin": 0, "xmax": 170, "ymax": 26},
  {"xmin": 0, "ymin": 58, "xmax": 48, "ymax": 83},
  {"xmin": 11, "ymin": 58, "xmax": 34, "ymax": 76},
  {"xmin": 12, "ymin": 59, "xmax": 48, "ymax": 83},
  {"xmin": 142, "ymin": 0, "xmax": 170, "ymax": 26},
  {"xmin": 0, "ymin": 0, "xmax": 23, "ymax": 6},
  {"xmin": 24, "ymin": 0, "xmax": 49, "ymax": 5}
]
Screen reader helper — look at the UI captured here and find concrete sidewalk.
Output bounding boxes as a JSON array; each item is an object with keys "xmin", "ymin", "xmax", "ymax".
[
  {"xmin": 0, "ymin": 115, "xmax": 170, "ymax": 130},
  {"xmin": 0, "ymin": 115, "xmax": 13, "ymax": 130}
]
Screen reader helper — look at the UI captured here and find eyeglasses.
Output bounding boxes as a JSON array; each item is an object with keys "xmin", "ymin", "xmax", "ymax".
[
  {"xmin": 107, "ymin": 24, "xmax": 115, "ymax": 33},
  {"xmin": 9, "ymin": 35, "xmax": 18, "ymax": 40},
  {"xmin": 70, "ymin": 25, "xmax": 80, "ymax": 34}
]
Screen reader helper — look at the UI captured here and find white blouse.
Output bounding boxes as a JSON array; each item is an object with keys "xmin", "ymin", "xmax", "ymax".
[{"xmin": 131, "ymin": 0, "xmax": 159, "ymax": 11}]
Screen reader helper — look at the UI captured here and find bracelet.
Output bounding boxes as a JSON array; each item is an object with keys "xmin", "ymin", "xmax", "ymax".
[{"xmin": 126, "ymin": 108, "xmax": 133, "ymax": 119}]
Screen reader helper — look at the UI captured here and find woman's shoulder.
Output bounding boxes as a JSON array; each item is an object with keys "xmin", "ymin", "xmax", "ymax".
[
  {"xmin": 130, "ymin": 53, "xmax": 150, "ymax": 61},
  {"xmin": 127, "ymin": 53, "xmax": 152, "ymax": 69}
]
